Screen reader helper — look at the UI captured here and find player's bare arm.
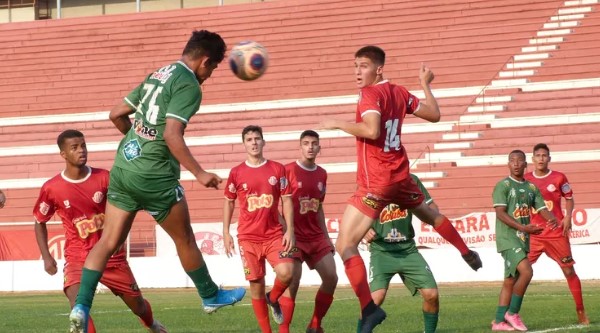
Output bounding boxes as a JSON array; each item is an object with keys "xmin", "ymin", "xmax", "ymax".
[
  {"xmin": 33, "ymin": 221, "xmax": 58, "ymax": 275},
  {"xmin": 109, "ymin": 102, "xmax": 135, "ymax": 135},
  {"xmin": 320, "ymin": 112, "xmax": 381, "ymax": 140},
  {"xmin": 281, "ymin": 195, "xmax": 295, "ymax": 252},
  {"xmin": 164, "ymin": 118, "xmax": 222, "ymax": 189},
  {"xmin": 563, "ymin": 197, "xmax": 574, "ymax": 236},
  {"xmin": 413, "ymin": 64, "xmax": 440, "ymax": 123},
  {"xmin": 494, "ymin": 206, "xmax": 544, "ymax": 235},
  {"xmin": 222, "ymin": 199, "xmax": 236, "ymax": 257}
]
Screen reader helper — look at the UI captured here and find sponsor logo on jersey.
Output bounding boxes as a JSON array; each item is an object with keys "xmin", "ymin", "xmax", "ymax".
[
  {"xmin": 299, "ymin": 198, "xmax": 320, "ymax": 214},
  {"xmin": 75, "ymin": 213, "xmax": 105, "ymax": 239},
  {"xmin": 268, "ymin": 176, "xmax": 277, "ymax": 186},
  {"xmin": 383, "ymin": 227, "xmax": 407, "ymax": 243},
  {"xmin": 123, "ymin": 139, "xmax": 142, "ymax": 161},
  {"xmin": 63, "ymin": 200, "xmax": 71, "ymax": 209},
  {"xmin": 228, "ymin": 183, "xmax": 236, "ymax": 193},
  {"xmin": 561, "ymin": 183, "xmax": 571, "ymax": 194},
  {"xmin": 317, "ymin": 182, "xmax": 324, "ymax": 192},
  {"xmin": 39, "ymin": 201, "xmax": 50, "ymax": 215},
  {"xmin": 547, "ymin": 184, "xmax": 556, "ymax": 192},
  {"xmin": 133, "ymin": 119, "xmax": 157, "ymax": 141},
  {"xmin": 280, "ymin": 176, "xmax": 288, "ymax": 191},
  {"xmin": 92, "ymin": 191, "xmax": 104, "ymax": 204},
  {"xmin": 512, "ymin": 204, "xmax": 531, "ymax": 219},
  {"xmin": 362, "ymin": 193, "xmax": 382, "ymax": 210},
  {"xmin": 379, "ymin": 204, "xmax": 408, "ymax": 223},
  {"xmin": 247, "ymin": 194, "xmax": 274, "ymax": 212},
  {"xmin": 150, "ymin": 64, "xmax": 176, "ymax": 84}
]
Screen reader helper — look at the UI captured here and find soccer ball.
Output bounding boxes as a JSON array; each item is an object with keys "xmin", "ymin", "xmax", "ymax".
[{"xmin": 229, "ymin": 41, "xmax": 269, "ymax": 81}]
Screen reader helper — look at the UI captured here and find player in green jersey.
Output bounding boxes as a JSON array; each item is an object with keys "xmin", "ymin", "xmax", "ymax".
[
  {"xmin": 360, "ymin": 174, "xmax": 439, "ymax": 333},
  {"xmin": 69, "ymin": 30, "xmax": 246, "ymax": 333},
  {"xmin": 491, "ymin": 150, "xmax": 557, "ymax": 332}
]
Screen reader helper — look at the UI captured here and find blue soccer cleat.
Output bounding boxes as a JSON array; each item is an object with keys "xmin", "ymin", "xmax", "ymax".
[
  {"xmin": 202, "ymin": 287, "xmax": 246, "ymax": 314},
  {"xmin": 69, "ymin": 304, "xmax": 90, "ymax": 333}
]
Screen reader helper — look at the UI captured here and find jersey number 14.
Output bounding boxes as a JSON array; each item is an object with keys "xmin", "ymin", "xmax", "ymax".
[{"xmin": 384, "ymin": 119, "xmax": 400, "ymax": 152}]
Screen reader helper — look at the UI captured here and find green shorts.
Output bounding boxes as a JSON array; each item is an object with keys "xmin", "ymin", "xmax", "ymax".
[
  {"xmin": 501, "ymin": 248, "xmax": 528, "ymax": 278},
  {"xmin": 369, "ymin": 249, "xmax": 437, "ymax": 296},
  {"xmin": 108, "ymin": 166, "xmax": 184, "ymax": 223}
]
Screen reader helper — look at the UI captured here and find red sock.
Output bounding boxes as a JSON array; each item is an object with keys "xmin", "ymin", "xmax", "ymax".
[
  {"xmin": 309, "ymin": 289, "xmax": 334, "ymax": 329},
  {"xmin": 88, "ymin": 315, "xmax": 96, "ymax": 333},
  {"xmin": 137, "ymin": 299, "xmax": 155, "ymax": 327},
  {"xmin": 344, "ymin": 255, "xmax": 373, "ymax": 310},
  {"xmin": 269, "ymin": 278, "xmax": 289, "ymax": 303},
  {"xmin": 278, "ymin": 296, "xmax": 295, "ymax": 333},
  {"xmin": 252, "ymin": 298, "xmax": 272, "ymax": 333},
  {"xmin": 566, "ymin": 273, "xmax": 585, "ymax": 311},
  {"xmin": 434, "ymin": 217, "xmax": 469, "ymax": 255}
]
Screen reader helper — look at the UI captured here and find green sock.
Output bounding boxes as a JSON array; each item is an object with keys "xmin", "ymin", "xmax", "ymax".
[
  {"xmin": 186, "ymin": 264, "xmax": 218, "ymax": 299},
  {"xmin": 356, "ymin": 318, "xmax": 362, "ymax": 333},
  {"xmin": 495, "ymin": 305, "xmax": 508, "ymax": 323},
  {"xmin": 508, "ymin": 294, "xmax": 524, "ymax": 314},
  {"xmin": 75, "ymin": 268, "xmax": 102, "ymax": 307},
  {"xmin": 423, "ymin": 311, "xmax": 438, "ymax": 333}
]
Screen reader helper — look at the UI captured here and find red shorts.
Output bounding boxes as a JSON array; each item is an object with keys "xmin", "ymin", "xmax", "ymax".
[
  {"xmin": 238, "ymin": 237, "xmax": 300, "ymax": 281},
  {"xmin": 349, "ymin": 177, "xmax": 424, "ymax": 219},
  {"xmin": 296, "ymin": 237, "xmax": 334, "ymax": 270},
  {"xmin": 528, "ymin": 236, "xmax": 575, "ymax": 267},
  {"xmin": 64, "ymin": 261, "xmax": 142, "ymax": 298}
]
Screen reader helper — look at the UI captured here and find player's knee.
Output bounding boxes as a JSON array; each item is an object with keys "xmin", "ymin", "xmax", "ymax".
[{"xmin": 421, "ymin": 289, "xmax": 439, "ymax": 306}]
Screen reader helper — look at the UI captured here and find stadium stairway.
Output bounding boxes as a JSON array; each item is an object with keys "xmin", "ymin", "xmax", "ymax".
[{"xmin": 1, "ymin": 0, "xmax": 599, "ymax": 255}]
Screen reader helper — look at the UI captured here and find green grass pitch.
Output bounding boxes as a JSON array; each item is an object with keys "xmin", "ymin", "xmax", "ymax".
[{"xmin": 1, "ymin": 281, "xmax": 598, "ymax": 332}]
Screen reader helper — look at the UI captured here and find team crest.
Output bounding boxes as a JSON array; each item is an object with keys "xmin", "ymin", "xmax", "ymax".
[
  {"xmin": 268, "ymin": 176, "xmax": 277, "ymax": 186},
  {"xmin": 39, "ymin": 202, "xmax": 50, "ymax": 215},
  {"xmin": 317, "ymin": 182, "xmax": 324, "ymax": 192},
  {"xmin": 92, "ymin": 191, "xmax": 104, "ymax": 204},
  {"xmin": 63, "ymin": 200, "xmax": 71, "ymax": 209},
  {"xmin": 547, "ymin": 184, "xmax": 556, "ymax": 192}
]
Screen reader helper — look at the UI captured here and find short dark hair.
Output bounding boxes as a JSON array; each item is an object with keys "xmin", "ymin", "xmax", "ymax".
[
  {"xmin": 300, "ymin": 130, "xmax": 319, "ymax": 141},
  {"xmin": 242, "ymin": 125, "xmax": 263, "ymax": 140},
  {"xmin": 355, "ymin": 46, "xmax": 385, "ymax": 66},
  {"xmin": 57, "ymin": 130, "xmax": 84, "ymax": 151},
  {"xmin": 182, "ymin": 30, "xmax": 226, "ymax": 65},
  {"xmin": 533, "ymin": 143, "xmax": 550, "ymax": 155},
  {"xmin": 509, "ymin": 149, "xmax": 526, "ymax": 160}
]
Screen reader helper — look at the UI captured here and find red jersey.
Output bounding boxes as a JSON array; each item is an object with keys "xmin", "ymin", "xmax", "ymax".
[
  {"xmin": 285, "ymin": 161, "xmax": 327, "ymax": 242},
  {"xmin": 33, "ymin": 167, "xmax": 126, "ymax": 264},
  {"xmin": 356, "ymin": 80, "xmax": 420, "ymax": 188},
  {"xmin": 224, "ymin": 160, "xmax": 291, "ymax": 242},
  {"xmin": 524, "ymin": 170, "xmax": 573, "ymax": 238}
]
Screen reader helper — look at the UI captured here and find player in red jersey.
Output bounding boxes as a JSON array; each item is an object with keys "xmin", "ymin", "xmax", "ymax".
[
  {"xmin": 524, "ymin": 143, "xmax": 589, "ymax": 325},
  {"xmin": 320, "ymin": 46, "xmax": 482, "ymax": 333},
  {"xmin": 223, "ymin": 125, "xmax": 299, "ymax": 333},
  {"xmin": 283, "ymin": 130, "xmax": 337, "ymax": 333},
  {"xmin": 33, "ymin": 130, "xmax": 167, "ymax": 333}
]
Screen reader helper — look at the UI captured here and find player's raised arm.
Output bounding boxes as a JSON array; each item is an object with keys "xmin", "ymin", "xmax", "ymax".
[
  {"xmin": 164, "ymin": 118, "xmax": 221, "ymax": 189},
  {"xmin": 109, "ymin": 101, "xmax": 135, "ymax": 135},
  {"xmin": 413, "ymin": 64, "xmax": 440, "ymax": 123}
]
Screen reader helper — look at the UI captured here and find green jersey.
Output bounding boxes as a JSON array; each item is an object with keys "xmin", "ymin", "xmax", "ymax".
[
  {"xmin": 370, "ymin": 174, "xmax": 433, "ymax": 254},
  {"xmin": 492, "ymin": 176, "xmax": 547, "ymax": 252},
  {"xmin": 113, "ymin": 61, "xmax": 201, "ymax": 178}
]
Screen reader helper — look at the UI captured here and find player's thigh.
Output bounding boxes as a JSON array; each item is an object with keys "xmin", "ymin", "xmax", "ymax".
[
  {"xmin": 313, "ymin": 251, "xmax": 338, "ymax": 284},
  {"xmin": 527, "ymin": 237, "xmax": 544, "ymax": 264},
  {"xmin": 368, "ymin": 250, "xmax": 398, "ymax": 293},
  {"xmin": 543, "ymin": 237, "xmax": 575, "ymax": 267},
  {"xmin": 158, "ymin": 198, "xmax": 194, "ymax": 245},
  {"xmin": 239, "ymin": 240, "xmax": 267, "ymax": 281},
  {"xmin": 501, "ymin": 248, "xmax": 528, "ymax": 278},
  {"xmin": 100, "ymin": 262, "xmax": 142, "ymax": 301},
  {"xmin": 398, "ymin": 252, "xmax": 437, "ymax": 296},
  {"xmin": 337, "ymin": 204, "xmax": 376, "ymax": 248}
]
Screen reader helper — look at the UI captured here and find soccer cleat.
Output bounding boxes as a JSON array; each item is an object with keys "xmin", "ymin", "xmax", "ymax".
[
  {"xmin": 147, "ymin": 319, "xmax": 168, "ymax": 333},
  {"xmin": 491, "ymin": 320, "xmax": 515, "ymax": 331},
  {"xmin": 69, "ymin": 304, "xmax": 90, "ymax": 333},
  {"xmin": 504, "ymin": 312, "xmax": 527, "ymax": 331},
  {"xmin": 265, "ymin": 291, "xmax": 284, "ymax": 324},
  {"xmin": 306, "ymin": 327, "xmax": 324, "ymax": 333},
  {"xmin": 462, "ymin": 250, "xmax": 483, "ymax": 271},
  {"xmin": 202, "ymin": 287, "xmax": 246, "ymax": 314},
  {"xmin": 359, "ymin": 306, "xmax": 386, "ymax": 333},
  {"xmin": 577, "ymin": 309, "xmax": 590, "ymax": 325}
]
